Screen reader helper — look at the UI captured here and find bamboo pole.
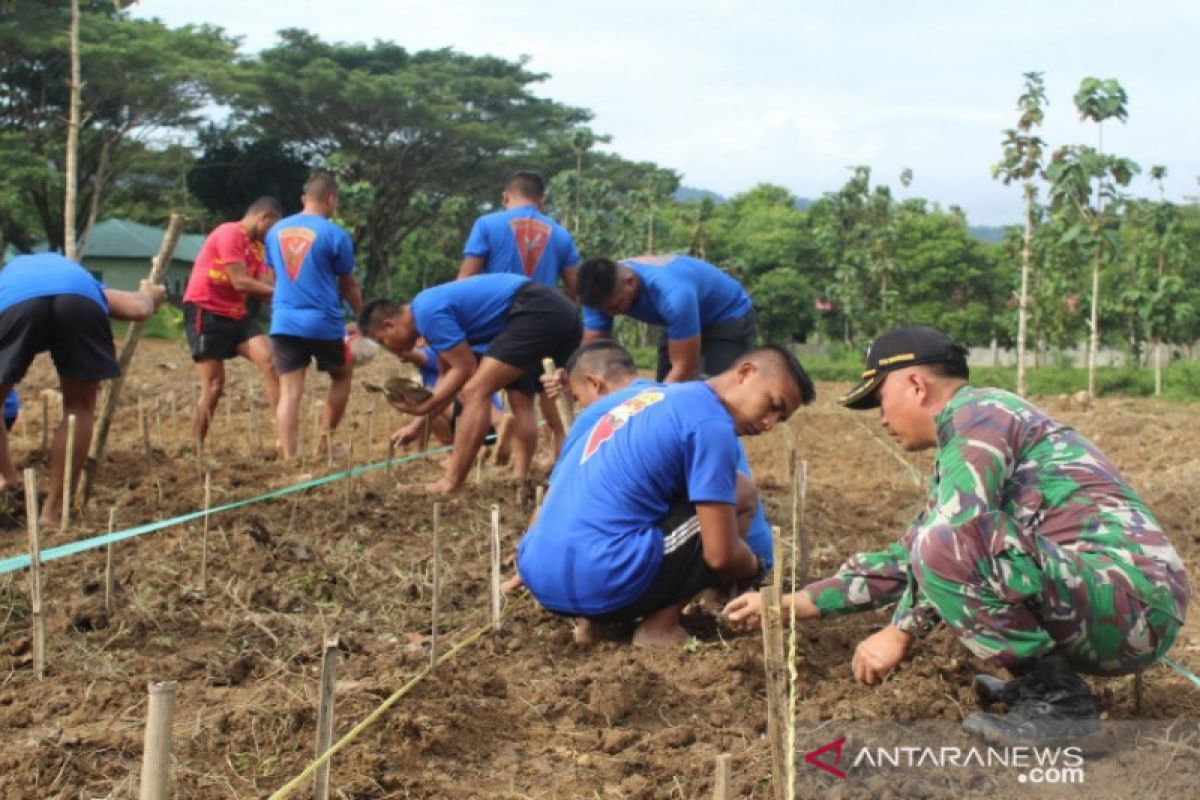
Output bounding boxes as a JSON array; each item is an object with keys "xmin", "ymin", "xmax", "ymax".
[
  {"xmin": 761, "ymin": 584, "xmax": 789, "ymax": 800},
  {"xmin": 490, "ymin": 504, "xmax": 502, "ymax": 632},
  {"xmin": 24, "ymin": 469, "xmax": 46, "ymax": 680},
  {"xmin": 534, "ymin": 484, "xmax": 545, "ymax": 511},
  {"xmin": 139, "ymin": 681, "xmax": 177, "ymax": 800},
  {"xmin": 200, "ymin": 473, "xmax": 211, "ymax": 591},
  {"xmin": 169, "ymin": 390, "xmax": 176, "ymax": 420},
  {"xmin": 713, "ymin": 753, "xmax": 732, "ymax": 800},
  {"xmin": 430, "ymin": 502, "xmax": 442, "ymax": 670},
  {"xmin": 385, "ymin": 439, "xmax": 395, "ymax": 486},
  {"xmin": 313, "ymin": 636, "xmax": 339, "ymax": 800},
  {"xmin": 104, "ymin": 507, "xmax": 116, "ymax": 612},
  {"xmin": 541, "ymin": 357, "xmax": 574, "ymax": 425},
  {"xmin": 62, "ymin": 413, "xmax": 76, "ymax": 529},
  {"xmin": 343, "ymin": 442, "xmax": 353, "ymax": 523},
  {"xmin": 81, "ymin": 213, "xmax": 184, "ymax": 506},
  {"xmin": 365, "ymin": 397, "xmax": 376, "ymax": 464},
  {"xmin": 154, "ymin": 397, "xmax": 164, "ymax": 450}
]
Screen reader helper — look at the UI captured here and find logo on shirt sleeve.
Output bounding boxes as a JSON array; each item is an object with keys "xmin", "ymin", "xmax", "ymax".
[
  {"xmin": 278, "ymin": 227, "xmax": 317, "ymax": 281},
  {"xmin": 509, "ymin": 218, "xmax": 552, "ymax": 277},
  {"xmin": 580, "ymin": 390, "xmax": 666, "ymax": 464}
]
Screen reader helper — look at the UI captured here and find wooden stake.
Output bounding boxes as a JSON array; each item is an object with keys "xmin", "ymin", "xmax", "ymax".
[
  {"xmin": 40, "ymin": 394, "xmax": 49, "ymax": 452},
  {"xmin": 200, "ymin": 473, "xmax": 211, "ymax": 591},
  {"xmin": 534, "ymin": 484, "xmax": 545, "ymax": 511},
  {"xmin": 794, "ymin": 460, "xmax": 810, "ymax": 585},
  {"xmin": 62, "ymin": 413, "xmax": 76, "ymax": 530},
  {"xmin": 80, "ymin": 213, "xmax": 184, "ymax": 507},
  {"xmin": 418, "ymin": 413, "xmax": 431, "ymax": 453},
  {"xmin": 365, "ymin": 397, "xmax": 376, "ymax": 464},
  {"xmin": 325, "ymin": 431, "xmax": 333, "ymax": 469},
  {"xmin": 139, "ymin": 681, "xmax": 177, "ymax": 800},
  {"xmin": 761, "ymin": 585, "xmax": 789, "ymax": 800},
  {"xmin": 154, "ymin": 397, "xmax": 164, "ymax": 450},
  {"xmin": 343, "ymin": 442, "xmax": 353, "ymax": 523},
  {"xmin": 430, "ymin": 502, "xmax": 441, "ymax": 670},
  {"xmin": 138, "ymin": 395, "xmax": 151, "ymax": 456},
  {"xmin": 104, "ymin": 507, "xmax": 116, "ymax": 612},
  {"xmin": 541, "ymin": 357, "xmax": 574, "ymax": 425},
  {"xmin": 1134, "ymin": 670, "xmax": 1145, "ymax": 715},
  {"xmin": 169, "ymin": 390, "xmax": 176, "ymax": 420},
  {"xmin": 713, "ymin": 753, "xmax": 732, "ymax": 800},
  {"xmin": 313, "ymin": 635, "xmax": 339, "ymax": 800},
  {"xmin": 24, "ymin": 469, "xmax": 46, "ymax": 680},
  {"xmin": 475, "ymin": 448, "xmax": 484, "ymax": 484},
  {"xmin": 490, "ymin": 504, "xmax": 502, "ymax": 631},
  {"xmin": 385, "ymin": 438, "xmax": 395, "ymax": 485}
]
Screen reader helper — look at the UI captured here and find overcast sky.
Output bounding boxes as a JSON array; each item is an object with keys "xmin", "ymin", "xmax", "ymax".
[{"xmin": 138, "ymin": 0, "xmax": 1200, "ymax": 225}]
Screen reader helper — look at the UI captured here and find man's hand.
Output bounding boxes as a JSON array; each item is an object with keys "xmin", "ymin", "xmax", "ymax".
[
  {"xmin": 723, "ymin": 589, "xmax": 819, "ymax": 633},
  {"xmin": 139, "ymin": 279, "xmax": 167, "ymax": 310},
  {"xmin": 539, "ymin": 367, "xmax": 567, "ymax": 400},
  {"xmin": 390, "ymin": 422, "xmax": 421, "ymax": 449},
  {"xmin": 851, "ymin": 624, "xmax": 914, "ymax": 685}
]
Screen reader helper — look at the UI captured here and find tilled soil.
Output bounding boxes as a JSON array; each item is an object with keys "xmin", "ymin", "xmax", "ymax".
[{"xmin": 0, "ymin": 341, "xmax": 1197, "ymax": 799}]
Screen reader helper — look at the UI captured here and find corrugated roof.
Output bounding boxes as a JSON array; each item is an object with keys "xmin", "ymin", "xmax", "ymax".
[{"xmin": 81, "ymin": 219, "xmax": 205, "ymax": 262}]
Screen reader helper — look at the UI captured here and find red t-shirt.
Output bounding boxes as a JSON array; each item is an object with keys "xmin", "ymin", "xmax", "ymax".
[{"xmin": 182, "ymin": 222, "xmax": 268, "ymax": 320}]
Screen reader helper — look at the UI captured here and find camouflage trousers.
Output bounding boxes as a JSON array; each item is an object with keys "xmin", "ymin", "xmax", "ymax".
[{"xmin": 910, "ymin": 512, "xmax": 1184, "ymax": 675}]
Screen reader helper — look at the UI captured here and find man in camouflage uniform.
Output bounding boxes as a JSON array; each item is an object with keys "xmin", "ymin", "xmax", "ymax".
[{"xmin": 724, "ymin": 325, "xmax": 1189, "ymax": 744}]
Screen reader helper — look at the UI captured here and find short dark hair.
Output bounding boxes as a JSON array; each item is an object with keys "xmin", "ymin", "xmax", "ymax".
[
  {"xmin": 246, "ymin": 196, "xmax": 283, "ymax": 217},
  {"xmin": 923, "ymin": 360, "xmax": 970, "ymax": 382},
  {"xmin": 358, "ymin": 297, "xmax": 403, "ymax": 335},
  {"xmin": 577, "ymin": 258, "xmax": 619, "ymax": 307},
  {"xmin": 505, "ymin": 170, "xmax": 545, "ymax": 200},
  {"xmin": 304, "ymin": 172, "xmax": 338, "ymax": 202},
  {"xmin": 748, "ymin": 345, "xmax": 817, "ymax": 406},
  {"xmin": 565, "ymin": 339, "xmax": 637, "ymax": 381}
]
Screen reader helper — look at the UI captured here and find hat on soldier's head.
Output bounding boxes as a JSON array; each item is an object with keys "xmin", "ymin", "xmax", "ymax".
[{"xmin": 839, "ymin": 325, "xmax": 969, "ymax": 410}]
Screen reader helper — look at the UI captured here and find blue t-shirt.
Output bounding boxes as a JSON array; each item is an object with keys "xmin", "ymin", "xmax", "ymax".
[
  {"xmin": 582, "ymin": 255, "xmax": 752, "ymax": 340},
  {"xmin": 265, "ymin": 214, "xmax": 355, "ymax": 340},
  {"xmin": 551, "ymin": 377, "xmax": 774, "ymax": 567},
  {"xmin": 4, "ymin": 389, "xmax": 18, "ymax": 423},
  {"xmin": 410, "ymin": 274, "xmax": 528, "ymax": 355},
  {"xmin": 463, "ymin": 206, "xmax": 580, "ymax": 288},
  {"xmin": 0, "ymin": 254, "xmax": 108, "ymax": 314},
  {"xmin": 517, "ymin": 382, "xmax": 741, "ymax": 615}
]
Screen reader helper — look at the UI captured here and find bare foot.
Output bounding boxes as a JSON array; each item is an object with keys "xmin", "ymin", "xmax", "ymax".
[
  {"xmin": 37, "ymin": 512, "xmax": 60, "ymax": 531},
  {"xmin": 573, "ymin": 618, "xmax": 599, "ymax": 647},
  {"xmin": 632, "ymin": 620, "xmax": 689, "ymax": 648},
  {"xmin": 500, "ymin": 573, "xmax": 523, "ymax": 595},
  {"xmin": 424, "ymin": 477, "xmax": 462, "ymax": 494}
]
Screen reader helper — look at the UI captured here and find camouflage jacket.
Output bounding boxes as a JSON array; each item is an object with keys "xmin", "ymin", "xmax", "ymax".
[{"xmin": 802, "ymin": 386, "xmax": 1189, "ymax": 636}]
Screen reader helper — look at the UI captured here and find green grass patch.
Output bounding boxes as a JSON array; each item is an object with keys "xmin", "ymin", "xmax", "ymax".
[{"xmin": 111, "ymin": 304, "xmax": 186, "ymax": 341}]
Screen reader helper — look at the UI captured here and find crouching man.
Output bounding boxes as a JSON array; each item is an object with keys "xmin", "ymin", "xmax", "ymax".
[
  {"xmin": 724, "ymin": 325, "xmax": 1189, "ymax": 744},
  {"xmin": 517, "ymin": 347, "xmax": 815, "ymax": 646}
]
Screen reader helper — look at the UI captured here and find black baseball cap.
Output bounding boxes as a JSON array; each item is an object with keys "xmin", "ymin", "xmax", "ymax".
[{"xmin": 839, "ymin": 325, "xmax": 969, "ymax": 410}]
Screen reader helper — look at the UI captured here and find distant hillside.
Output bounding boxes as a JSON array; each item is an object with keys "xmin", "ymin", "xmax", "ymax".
[
  {"xmin": 968, "ymin": 225, "xmax": 1010, "ymax": 244},
  {"xmin": 674, "ymin": 186, "xmax": 726, "ymax": 204},
  {"xmin": 674, "ymin": 185, "xmax": 814, "ymax": 210}
]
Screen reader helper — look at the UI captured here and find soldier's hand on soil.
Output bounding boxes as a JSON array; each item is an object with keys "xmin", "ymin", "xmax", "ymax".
[
  {"xmin": 851, "ymin": 624, "xmax": 914, "ymax": 685},
  {"xmin": 722, "ymin": 591, "xmax": 763, "ymax": 632},
  {"xmin": 391, "ymin": 423, "xmax": 420, "ymax": 449}
]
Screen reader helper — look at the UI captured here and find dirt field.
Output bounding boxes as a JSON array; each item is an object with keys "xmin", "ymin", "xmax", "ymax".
[{"xmin": 1, "ymin": 340, "xmax": 1197, "ymax": 799}]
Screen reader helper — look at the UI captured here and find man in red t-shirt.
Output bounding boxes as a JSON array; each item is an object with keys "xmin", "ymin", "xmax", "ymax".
[{"xmin": 183, "ymin": 197, "xmax": 282, "ymax": 445}]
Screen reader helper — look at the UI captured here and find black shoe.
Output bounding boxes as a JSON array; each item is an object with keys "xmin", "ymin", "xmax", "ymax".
[
  {"xmin": 963, "ymin": 655, "xmax": 1101, "ymax": 745},
  {"xmin": 973, "ymin": 673, "xmax": 1018, "ymax": 705}
]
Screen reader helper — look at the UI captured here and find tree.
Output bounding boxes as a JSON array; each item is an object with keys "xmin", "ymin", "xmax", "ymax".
[
  {"xmin": 0, "ymin": 2, "xmax": 239, "ymax": 251},
  {"xmin": 1058, "ymin": 77, "xmax": 1134, "ymax": 400},
  {"xmin": 238, "ymin": 31, "xmax": 590, "ymax": 296},
  {"xmin": 187, "ymin": 125, "xmax": 309, "ymax": 225},
  {"xmin": 992, "ymin": 71, "xmax": 1047, "ymax": 396},
  {"xmin": 751, "ymin": 267, "xmax": 816, "ymax": 344}
]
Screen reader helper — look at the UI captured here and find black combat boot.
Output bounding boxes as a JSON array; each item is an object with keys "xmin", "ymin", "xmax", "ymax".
[
  {"xmin": 973, "ymin": 672, "xmax": 1019, "ymax": 705},
  {"xmin": 962, "ymin": 654, "xmax": 1101, "ymax": 745}
]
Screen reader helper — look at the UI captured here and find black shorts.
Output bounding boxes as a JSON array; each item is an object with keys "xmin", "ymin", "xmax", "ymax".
[
  {"xmin": 184, "ymin": 304, "xmax": 265, "ymax": 361},
  {"xmin": 0, "ymin": 295, "xmax": 120, "ymax": 384},
  {"xmin": 271, "ymin": 334, "xmax": 346, "ymax": 375},
  {"xmin": 656, "ymin": 310, "xmax": 757, "ymax": 381},
  {"xmin": 586, "ymin": 498, "xmax": 719, "ymax": 625},
  {"xmin": 485, "ymin": 283, "xmax": 582, "ymax": 395}
]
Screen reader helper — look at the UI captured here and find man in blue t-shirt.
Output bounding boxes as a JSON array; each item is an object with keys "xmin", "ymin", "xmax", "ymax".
[
  {"xmin": 0, "ymin": 253, "xmax": 165, "ymax": 526},
  {"xmin": 358, "ymin": 273, "xmax": 582, "ymax": 493},
  {"xmin": 578, "ymin": 255, "xmax": 756, "ymax": 383},
  {"xmin": 265, "ymin": 173, "xmax": 363, "ymax": 460},
  {"xmin": 458, "ymin": 170, "xmax": 580, "ymax": 461},
  {"xmin": 541, "ymin": 339, "xmax": 777, "ymax": 569},
  {"xmin": 516, "ymin": 345, "xmax": 815, "ymax": 647},
  {"xmin": 458, "ymin": 170, "xmax": 580, "ymax": 297}
]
